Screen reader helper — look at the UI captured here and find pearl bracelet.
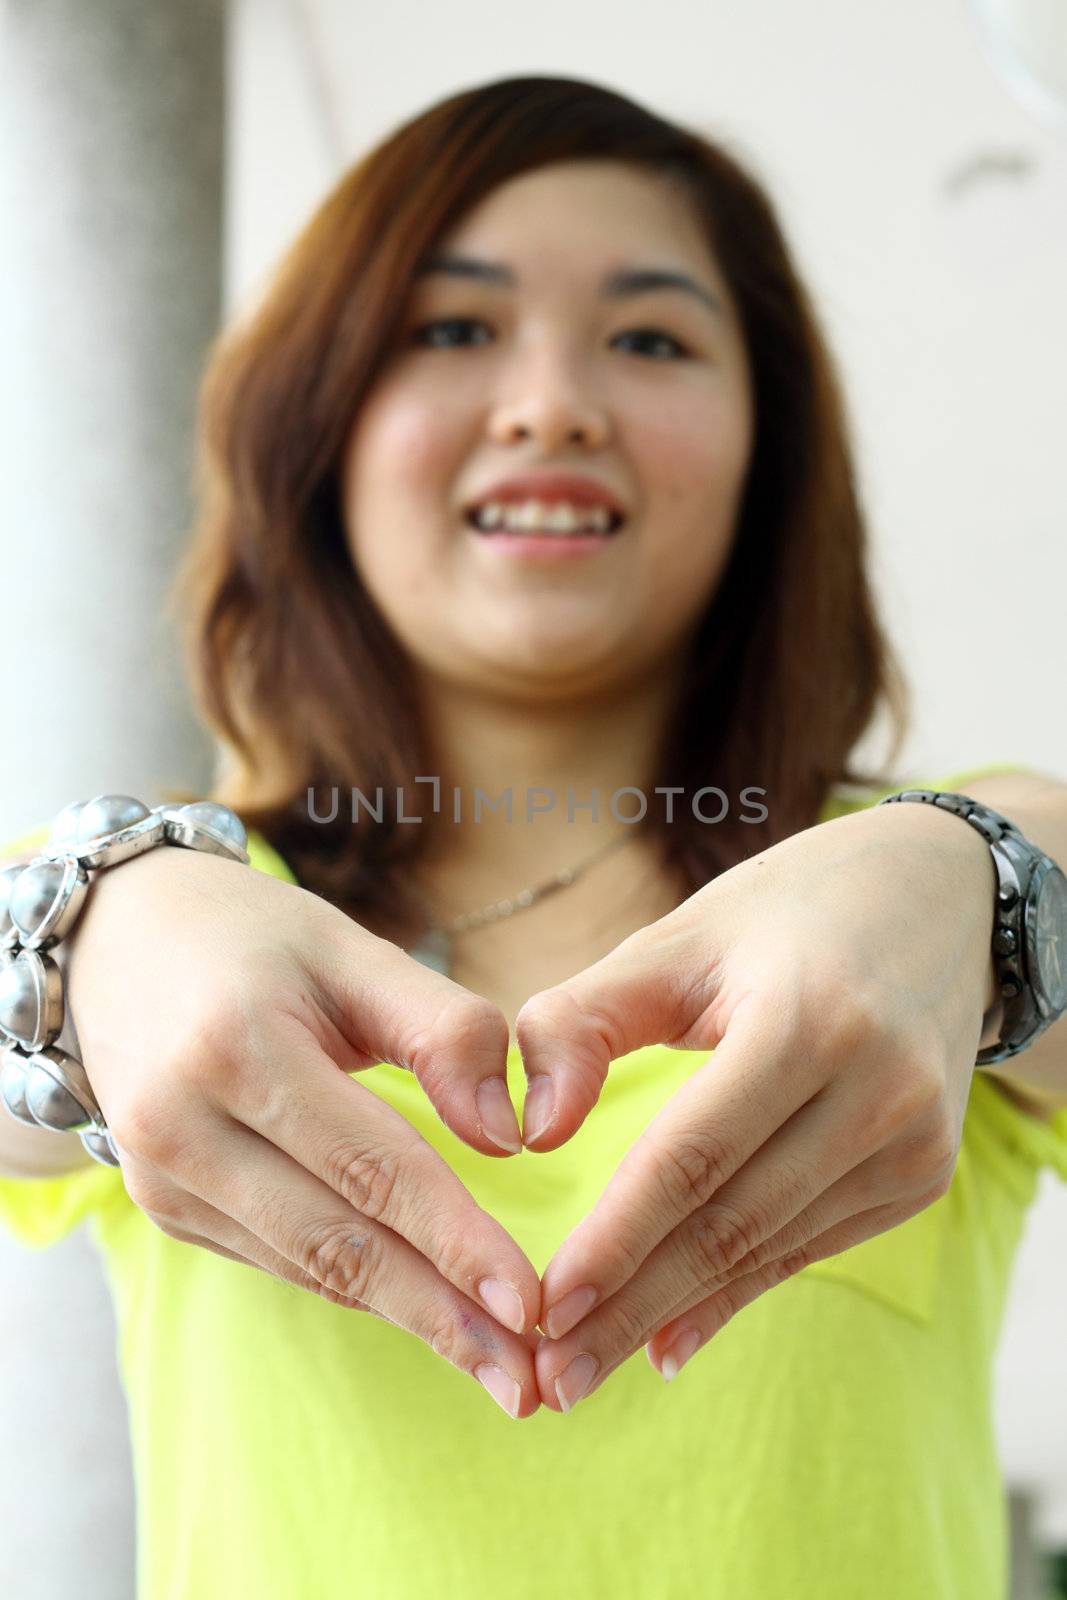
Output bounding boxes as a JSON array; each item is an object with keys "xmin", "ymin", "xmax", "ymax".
[{"xmin": 0, "ymin": 794, "xmax": 248, "ymax": 1168}]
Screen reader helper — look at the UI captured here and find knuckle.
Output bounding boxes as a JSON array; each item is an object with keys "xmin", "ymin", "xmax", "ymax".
[
  {"xmin": 423, "ymin": 1223, "xmax": 470, "ymax": 1288},
  {"xmin": 594, "ymin": 1293, "xmax": 652, "ymax": 1351},
  {"xmin": 109, "ymin": 1091, "xmax": 159, "ymax": 1158},
  {"xmin": 919, "ymin": 1131, "xmax": 958, "ymax": 1196},
  {"xmin": 809, "ymin": 972, "xmax": 877, "ymax": 1055},
  {"xmin": 609, "ymin": 1228, "xmax": 650, "ymax": 1285},
  {"xmin": 333, "ymin": 1144, "xmax": 403, "ymax": 1223},
  {"xmin": 121, "ymin": 1163, "xmax": 172, "ymax": 1215},
  {"xmin": 147, "ymin": 1215, "xmax": 198, "ymax": 1246},
  {"xmin": 176, "ymin": 1028, "xmax": 242, "ymax": 1103},
  {"xmin": 312, "ymin": 1279, "xmax": 365, "ymax": 1310},
  {"xmin": 647, "ymin": 1131, "xmax": 731, "ymax": 1211},
  {"xmin": 427, "ymin": 1317, "xmax": 463, "ymax": 1367},
  {"xmin": 817, "ymin": 978, "xmax": 933, "ymax": 1101},
  {"xmin": 690, "ymin": 1202, "xmax": 758, "ymax": 1280},
  {"xmin": 879, "ymin": 1055, "xmax": 943, "ymax": 1138},
  {"xmin": 770, "ymin": 1248, "xmax": 810, "ymax": 1285},
  {"xmin": 924, "ymin": 1167, "xmax": 955, "ymax": 1203},
  {"xmin": 175, "ymin": 967, "xmax": 289, "ymax": 1108},
  {"xmin": 897, "ymin": 1114, "xmax": 958, "ymax": 1189},
  {"xmin": 122, "ymin": 1164, "xmax": 207, "ymax": 1245},
  {"xmin": 114, "ymin": 1074, "xmax": 210, "ymax": 1172},
  {"xmin": 304, "ymin": 1222, "xmax": 381, "ymax": 1301},
  {"xmin": 927, "ymin": 1126, "xmax": 959, "ymax": 1190},
  {"xmin": 403, "ymin": 994, "xmax": 509, "ymax": 1087},
  {"xmin": 115, "ymin": 1089, "xmax": 185, "ymax": 1166},
  {"xmin": 915, "ymin": 1173, "xmax": 953, "ymax": 1209}
]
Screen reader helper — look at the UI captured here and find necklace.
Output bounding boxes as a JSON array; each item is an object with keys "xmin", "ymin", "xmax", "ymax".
[{"xmin": 406, "ymin": 827, "xmax": 639, "ymax": 978}]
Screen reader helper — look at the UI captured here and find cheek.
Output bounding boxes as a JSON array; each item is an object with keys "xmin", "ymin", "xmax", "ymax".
[
  {"xmin": 642, "ymin": 382, "xmax": 752, "ymax": 496},
  {"xmin": 345, "ymin": 386, "xmax": 461, "ymax": 531},
  {"xmin": 636, "ymin": 389, "xmax": 753, "ymax": 609},
  {"xmin": 645, "ymin": 392, "xmax": 751, "ymax": 536}
]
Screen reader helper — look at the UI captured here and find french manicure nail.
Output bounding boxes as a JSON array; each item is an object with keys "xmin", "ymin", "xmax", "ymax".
[
  {"xmin": 660, "ymin": 1327, "xmax": 701, "ymax": 1382},
  {"xmin": 479, "ymin": 1277, "xmax": 526, "ymax": 1334},
  {"xmin": 545, "ymin": 1283, "xmax": 597, "ymax": 1340},
  {"xmin": 522, "ymin": 1075, "xmax": 555, "ymax": 1144},
  {"xmin": 475, "ymin": 1363, "xmax": 521, "ymax": 1418},
  {"xmin": 476, "ymin": 1077, "xmax": 522, "ymax": 1153},
  {"xmin": 554, "ymin": 1352, "xmax": 598, "ymax": 1412}
]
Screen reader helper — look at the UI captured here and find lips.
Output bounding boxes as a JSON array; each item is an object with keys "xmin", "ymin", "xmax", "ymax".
[{"xmin": 464, "ymin": 471, "xmax": 628, "ymax": 520}]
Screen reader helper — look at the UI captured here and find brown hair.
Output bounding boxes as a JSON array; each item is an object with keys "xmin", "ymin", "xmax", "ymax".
[{"xmin": 166, "ymin": 74, "xmax": 910, "ymax": 943}]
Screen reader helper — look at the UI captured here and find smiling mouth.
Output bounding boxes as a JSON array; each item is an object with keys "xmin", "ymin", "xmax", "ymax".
[{"xmin": 464, "ymin": 509, "xmax": 626, "ymax": 537}]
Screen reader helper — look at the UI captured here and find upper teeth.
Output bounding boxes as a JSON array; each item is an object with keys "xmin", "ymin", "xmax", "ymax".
[{"xmin": 471, "ymin": 500, "xmax": 617, "ymax": 533}]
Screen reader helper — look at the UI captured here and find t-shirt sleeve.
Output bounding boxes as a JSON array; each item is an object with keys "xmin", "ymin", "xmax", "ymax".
[
  {"xmin": 0, "ymin": 1163, "xmax": 126, "ymax": 1250},
  {"xmin": 965, "ymin": 1074, "xmax": 1067, "ymax": 1201},
  {"xmin": 0, "ymin": 818, "xmax": 52, "ymax": 863}
]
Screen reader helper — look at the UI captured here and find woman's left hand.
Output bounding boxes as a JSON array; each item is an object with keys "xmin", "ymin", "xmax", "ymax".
[{"xmin": 516, "ymin": 800, "xmax": 1000, "ymax": 1412}]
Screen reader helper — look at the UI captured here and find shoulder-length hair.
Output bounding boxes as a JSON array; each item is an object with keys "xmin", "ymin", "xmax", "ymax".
[{"xmin": 167, "ymin": 73, "xmax": 910, "ymax": 944}]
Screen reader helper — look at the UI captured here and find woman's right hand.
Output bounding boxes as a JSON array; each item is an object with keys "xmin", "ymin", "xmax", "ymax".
[{"xmin": 60, "ymin": 843, "xmax": 542, "ymax": 1419}]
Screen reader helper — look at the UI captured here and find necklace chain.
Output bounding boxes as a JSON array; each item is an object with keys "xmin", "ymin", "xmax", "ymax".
[{"xmin": 417, "ymin": 827, "xmax": 638, "ymax": 936}]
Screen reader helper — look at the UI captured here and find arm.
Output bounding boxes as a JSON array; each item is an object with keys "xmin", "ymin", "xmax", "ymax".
[{"xmin": 908, "ymin": 769, "xmax": 1067, "ymax": 1117}]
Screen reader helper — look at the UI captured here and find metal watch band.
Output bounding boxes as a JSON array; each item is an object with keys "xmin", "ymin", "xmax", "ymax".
[
  {"xmin": 877, "ymin": 788, "xmax": 1044, "ymax": 1066},
  {"xmin": 0, "ymin": 794, "xmax": 248, "ymax": 1167}
]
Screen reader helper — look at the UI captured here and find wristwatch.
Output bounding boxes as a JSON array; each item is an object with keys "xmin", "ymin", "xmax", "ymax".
[{"xmin": 878, "ymin": 789, "xmax": 1067, "ymax": 1065}]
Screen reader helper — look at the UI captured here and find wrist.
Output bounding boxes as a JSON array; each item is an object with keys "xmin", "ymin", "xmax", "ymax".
[{"xmin": 855, "ymin": 796, "xmax": 1003, "ymax": 1047}]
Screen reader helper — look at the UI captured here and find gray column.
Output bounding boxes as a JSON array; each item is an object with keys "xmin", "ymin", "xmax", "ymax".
[
  {"xmin": 0, "ymin": 0, "xmax": 225, "ymax": 829},
  {"xmin": 0, "ymin": 4, "xmax": 225, "ymax": 1597}
]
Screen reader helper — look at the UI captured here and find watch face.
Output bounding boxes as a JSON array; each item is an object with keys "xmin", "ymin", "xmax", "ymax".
[{"xmin": 1029, "ymin": 863, "xmax": 1067, "ymax": 1016}]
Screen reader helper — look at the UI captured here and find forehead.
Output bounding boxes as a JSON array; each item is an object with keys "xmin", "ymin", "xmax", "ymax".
[
  {"xmin": 416, "ymin": 162, "xmax": 731, "ymax": 318},
  {"xmin": 426, "ymin": 162, "xmax": 723, "ymax": 277}
]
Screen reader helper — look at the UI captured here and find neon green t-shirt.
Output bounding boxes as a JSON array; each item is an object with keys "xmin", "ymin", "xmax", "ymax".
[{"xmin": 2, "ymin": 764, "xmax": 1066, "ymax": 1600}]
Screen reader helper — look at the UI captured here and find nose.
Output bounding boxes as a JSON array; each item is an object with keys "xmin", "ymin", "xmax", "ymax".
[{"xmin": 487, "ymin": 363, "xmax": 610, "ymax": 451}]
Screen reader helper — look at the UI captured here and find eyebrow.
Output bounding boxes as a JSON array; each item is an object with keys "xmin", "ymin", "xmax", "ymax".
[{"xmin": 413, "ymin": 252, "xmax": 724, "ymax": 318}]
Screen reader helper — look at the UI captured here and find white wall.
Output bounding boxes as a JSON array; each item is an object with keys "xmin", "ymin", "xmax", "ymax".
[{"xmin": 229, "ymin": 0, "xmax": 1067, "ymax": 1545}]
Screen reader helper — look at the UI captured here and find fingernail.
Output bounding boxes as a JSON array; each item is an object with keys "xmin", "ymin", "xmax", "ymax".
[
  {"xmin": 660, "ymin": 1327, "xmax": 701, "ymax": 1382},
  {"xmin": 554, "ymin": 1351, "xmax": 598, "ymax": 1412},
  {"xmin": 475, "ymin": 1363, "xmax": 521, "ymax": 1418},
  {"xmin": 476, "ymin": 1077, "xmax": 522, "ymax": 1153},
  {"xmin": 545, "ymin": 1283, "xmax": 597, "ymax": 1340},
  {"xmin": 478, "ymin": 1277, "xmax": 526, "ymax": 1334},
  {"xmin": 522, "ymin": 1075, "xmax": 555, "ymax": 1145}
]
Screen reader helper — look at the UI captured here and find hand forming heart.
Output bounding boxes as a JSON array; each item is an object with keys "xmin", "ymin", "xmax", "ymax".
[{"xmin": 512, "ymin": 798, "xmax": 998, "ymax": 1413}]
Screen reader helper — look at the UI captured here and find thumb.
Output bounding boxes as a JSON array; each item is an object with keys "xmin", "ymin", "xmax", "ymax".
[{"xmin": 515, "ymin": 922, "xmax": 712, "ymax": 1151}]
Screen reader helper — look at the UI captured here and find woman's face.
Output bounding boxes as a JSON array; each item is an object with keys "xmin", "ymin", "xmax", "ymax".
[{"xmin": 340, "ymin": 159, "xmax": 755, "ymax": 703}]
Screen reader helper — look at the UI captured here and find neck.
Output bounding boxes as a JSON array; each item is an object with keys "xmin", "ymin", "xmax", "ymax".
[{"xmin": 409, "ymin": 664, "xmax": 685, "ymax": 923}]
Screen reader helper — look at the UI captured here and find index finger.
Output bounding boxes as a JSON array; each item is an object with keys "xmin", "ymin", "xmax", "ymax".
[
  {"xmin": 309, "ymin": 913, "xmax": 525, "ymax": 1159},
  {"xmin": 538, "ymin": 997, "xmax": 821, "ymax": 1337},
  {"xmin": 227, "ymin": 1012, "xmax": 541, "ymax": 1338}
]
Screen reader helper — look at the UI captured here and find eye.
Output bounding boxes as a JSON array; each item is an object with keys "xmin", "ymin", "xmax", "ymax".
[
  {"xmin": 612, "ymin": 328, "xmax": 690, "ymax": 360},
  {"xmin": 409, "ymin": 318, "xmax": 691, "ymax": 359},
  {"xmin": 410, "ymin": 317, "xmax": 493, "ymax": 349}
]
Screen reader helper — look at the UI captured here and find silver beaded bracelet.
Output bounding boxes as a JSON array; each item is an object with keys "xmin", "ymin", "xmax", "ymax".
[{"xmin": 0, "ymin": 794, "xmax": 249, "ymax": 1168}]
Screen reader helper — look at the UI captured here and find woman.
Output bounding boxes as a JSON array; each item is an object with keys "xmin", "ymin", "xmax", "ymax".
[{"xmin": 2, "ymin": 75, "xmax": 1066, "ymax": 1600}]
